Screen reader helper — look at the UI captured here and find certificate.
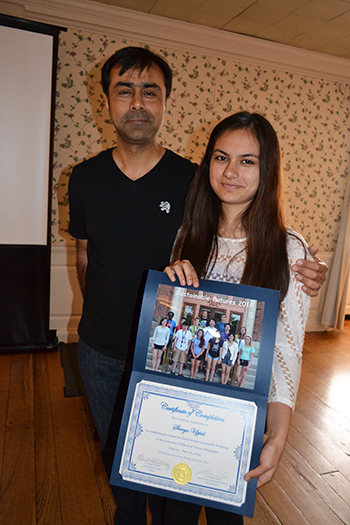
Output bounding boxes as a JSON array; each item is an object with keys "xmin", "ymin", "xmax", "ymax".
[
  {"xmin": 110, "ymin": 271, "xmax": 279, "ymax": 517},
  {"xmin": 119, "ymin": 380, "xmax": 257, "ymax": 507}
]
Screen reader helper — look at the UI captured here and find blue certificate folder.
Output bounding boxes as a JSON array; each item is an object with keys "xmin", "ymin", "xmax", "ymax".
[{"xmin": 110, "ymin": 270, "xmax": 279, "ymax": 518}]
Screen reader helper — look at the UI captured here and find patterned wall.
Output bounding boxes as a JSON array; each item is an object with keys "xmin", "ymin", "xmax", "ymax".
[{"xmin": 53, "ymin": 29, "xmax": 350, "ymax": 251}]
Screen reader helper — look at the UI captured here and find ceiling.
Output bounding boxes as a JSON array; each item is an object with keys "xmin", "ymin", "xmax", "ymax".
[{"xmin": 90, "ymin": 0, "xmax": 350, "ymax": 59}]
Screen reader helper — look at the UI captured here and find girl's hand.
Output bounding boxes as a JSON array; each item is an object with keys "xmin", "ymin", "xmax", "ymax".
[
  {"xmin": 244, "ymin": 433, "xmax": 283, "ymax": 488},
  {"xmin": 244, "ymin": 402, "xmax": 291, "ymax": 488},
  {"xmin": 164, "ymin": 260, "xmax": 200, "ymax": 288}
]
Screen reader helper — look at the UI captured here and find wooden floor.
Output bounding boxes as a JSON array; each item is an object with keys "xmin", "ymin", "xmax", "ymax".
[{"xmin": 0, "ymin": 321, "xmax": 349, "ymax": 524}]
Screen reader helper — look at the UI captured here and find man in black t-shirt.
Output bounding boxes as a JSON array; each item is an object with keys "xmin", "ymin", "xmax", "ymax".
[
  {"xmin": 69, "ymin": 46, "xmax": 327, "ymax": 525},
  {"xmin": 69, "ymin": 47, "xmax": 196, "ymax": 525}
]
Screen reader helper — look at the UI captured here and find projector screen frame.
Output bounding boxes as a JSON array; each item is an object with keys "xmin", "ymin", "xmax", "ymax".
[{"xmin": 0, "ymin": 14, "xmax": 66, "ymax": 351}]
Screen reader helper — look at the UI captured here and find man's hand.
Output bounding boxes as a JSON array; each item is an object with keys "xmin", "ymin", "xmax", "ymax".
[{"xmin": 292, "ymin": 244, "xmax": 328, "ymax": 297}]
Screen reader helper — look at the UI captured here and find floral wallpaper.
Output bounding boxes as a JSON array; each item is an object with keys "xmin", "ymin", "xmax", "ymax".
[{"xmin": 53, "ymin": 29, "xmax": 350, "ymax": 250}]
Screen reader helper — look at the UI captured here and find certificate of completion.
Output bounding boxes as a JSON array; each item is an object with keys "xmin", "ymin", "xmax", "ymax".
[
  {"xmin": 111, "ymin": 271, "xmax": 279, "ymax": 517},
  {"xmin": 119, "ymin": 380, "xmax": 257, "ymax": 507}
]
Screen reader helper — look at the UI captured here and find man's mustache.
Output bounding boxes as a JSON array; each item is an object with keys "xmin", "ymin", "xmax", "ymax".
[{"xmin": 123, "ymin": 111, "xmax": 153, "ymax": 122}]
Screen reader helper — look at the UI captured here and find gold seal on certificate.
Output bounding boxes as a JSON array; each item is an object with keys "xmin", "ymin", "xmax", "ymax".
[{"xmin": 172, "ymin": 463, "xmax": 192, "ymax": 485}]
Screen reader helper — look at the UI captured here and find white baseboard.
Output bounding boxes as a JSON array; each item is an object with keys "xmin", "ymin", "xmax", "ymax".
[{"xmin": 50, "ymin": 244, "xmax": 82, "ymax": 343}]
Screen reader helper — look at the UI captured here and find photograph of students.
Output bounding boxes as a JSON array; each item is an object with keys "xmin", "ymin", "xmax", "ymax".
[
  {"xmin": 205, "ymin": 332, "xmax": 222, "ymax": 382},
  {"xmin": 171, "ymin": 321, "xmax": 192, "ymax": 376},
  {"xmin": 190, "ymin": 328, "xmax": 206, "ymax": 379},
  {"xmin": 165, "ymin": 111, "xmax": 314, "ymax": 523},
  {"xmin": 221, "ymin": 333, "xmax": 239, "ymax": 385},
  {"xmin": 151, "ymin": 317, "xmax": 170, "ymax": 372}
]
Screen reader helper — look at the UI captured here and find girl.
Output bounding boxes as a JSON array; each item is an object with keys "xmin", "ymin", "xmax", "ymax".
[
  {"xmin": 221, "ymin": 332, "xmax": 239, "ymax": 385},
  {"xmin": 236, "ymin": 334, "xmax": 255, "ymax": 387},
  {"xmin": 236, "ymin": 326, "xmax": 247, "ymax": 351},
  {"xmin": 151, "ymin": 317, "xmax": 170, "ymax": 372},
  {"xmin": 205, "ymin": 333, "xmax": 222, "ymax": 381},
  {"xmin": 164, "ymin": 111, "xmax": 311, "ymax": 525},
  {"xmin": 190, "ymin": 328, "xmax": 205, "ymax": 378}
]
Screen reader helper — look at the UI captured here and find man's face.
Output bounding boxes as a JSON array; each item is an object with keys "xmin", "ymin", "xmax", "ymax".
[{"xmin": 105, "ymin": 64, "xmax": 167, "ymax": 146}]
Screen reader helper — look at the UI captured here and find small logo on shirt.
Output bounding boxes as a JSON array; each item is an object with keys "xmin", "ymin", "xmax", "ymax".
[{"xmin": 159, "ymin": 201, "xmax": 171, "ymax": 214}]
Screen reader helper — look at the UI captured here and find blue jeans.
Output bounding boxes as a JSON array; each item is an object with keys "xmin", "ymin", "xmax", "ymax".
[
  {"xmin": 77, "ymin": 338, "xmax": 125, "ymax": 450},
  {"xmin": 77, "ymin": 338, "xmax": 164, "ymax": 525}
]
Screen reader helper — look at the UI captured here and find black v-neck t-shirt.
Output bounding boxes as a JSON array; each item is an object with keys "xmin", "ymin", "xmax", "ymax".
[{"xmin": 69, "ymin": 148, "xmax": 196, "ymax": 358}]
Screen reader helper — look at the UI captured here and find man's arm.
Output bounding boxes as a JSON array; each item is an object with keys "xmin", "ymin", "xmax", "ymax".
[
  {"xmin": 291, "ymin": 244, "xmax": 328, "ymax": 297},
  {"xmin": 75, "ymin": 238, "xmax": 88, "ymax": 296}
]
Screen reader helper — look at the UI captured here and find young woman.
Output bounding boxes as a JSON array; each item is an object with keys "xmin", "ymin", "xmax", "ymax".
[
  {"xmin": 205, "ymin": 333, "xmax": 222, "ymax": 381},
  {"xmin": 190, "ymin": 328, "xmax": 205, "ymax": 378},
  {"xmin": 164, "ymin": 111, "xmax": 312, "ymax": 525},
  {"xmin": 236, "ymin": 334, "xmax": 255, "ymax": 387},
  {"xmin": 151, "ymin": 317, "xmax": 170, "ymax": 372},
  {"xmin": 236, "ymin": 326, "xmax": 247, "ymax": 351},
  {"xmin": 221, "ymin": 332, "xmax": 239, "ymax": 385}
]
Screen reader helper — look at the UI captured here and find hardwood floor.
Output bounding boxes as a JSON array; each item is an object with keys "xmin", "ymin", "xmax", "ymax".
[{"xmin": 0, "ymin": 322, "xmax": 349, "ymax": 524}]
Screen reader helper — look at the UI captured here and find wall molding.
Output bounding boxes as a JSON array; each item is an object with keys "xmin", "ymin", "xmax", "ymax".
[{"xmin": 2, "ymin": 0, "xmax": 350, "ymax": 82}]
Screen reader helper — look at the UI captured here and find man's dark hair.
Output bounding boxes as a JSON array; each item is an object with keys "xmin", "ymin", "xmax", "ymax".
[{"xmin": 101, "ymin": 46, "xmax": 172, "ymax": 99}]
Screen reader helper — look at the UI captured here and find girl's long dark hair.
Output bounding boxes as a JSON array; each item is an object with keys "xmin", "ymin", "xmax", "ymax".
[
  {"xmin": 172, "ymin": 111, "xmax": 292, "ymax": 303},
  {"xmin": 197, "ymin": 329, "xmax": 205, "ymax": 348}
]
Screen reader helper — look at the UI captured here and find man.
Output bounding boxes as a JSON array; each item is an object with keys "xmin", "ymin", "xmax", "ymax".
[
  {"xmin": 189, "ymin": 316, "xmax": 200, "ymax": 338},
  {"xmin": 69, "ymin": 46, "xmax": 327, "ymax": 525},
  {"xmin": 175, "ymin": 316, "xmax": 187, "ymax": 333},
  {"xmin": 215, "ymin": 313, "xmax": 226, "ymax": 333},
  {"xmin": 166, "ymin": 311, "xmax": 176, "ymax": 337},
  {"xmin": 69, "ymin": 46, "xmax": 195, "ymax": 525},
  {"xmin": 165, "ymin": 310, "xmax": 177, "ymax": 353},
  {"xmin": 171, "ymin": 321, "xmax": 192, "ymax": 375},
  {"xmin": 199, "ymin": 309, "xmax": 209, "ymax": 327}
]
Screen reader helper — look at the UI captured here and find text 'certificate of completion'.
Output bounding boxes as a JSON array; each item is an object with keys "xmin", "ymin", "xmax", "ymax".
[{"xmin": 119, "ymin": 380, "xmax": 257, "ymax": 507}]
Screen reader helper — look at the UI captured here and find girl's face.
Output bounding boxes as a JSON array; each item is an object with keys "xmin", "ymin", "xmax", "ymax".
[
  {"xmin": 245, "ymin": 336, "xmax": 251, "ymax": 345},
  {"xmin": 161, "ymin": 318, "xmax": 167, "ymax": 327},
  {"xmin": 197, "ymin": 329, "xmax": 204, "ymax": 339},
  {"xmin": 228, "ymin": 334, "xmax": 234, "ymax": 342},
  {"xmin": 209, "ymin": 129, "xmax": 260, "ymax": 214}
]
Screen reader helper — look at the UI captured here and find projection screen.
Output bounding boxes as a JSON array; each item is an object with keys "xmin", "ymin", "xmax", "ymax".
[
  {"xmin": 0, "ymin": 15, "xmax": 62, "ymax": 351},
  {"xmin": 0, "ymin": 23, "xmax": 53, "ymax": 245}
]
